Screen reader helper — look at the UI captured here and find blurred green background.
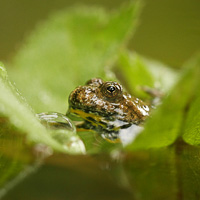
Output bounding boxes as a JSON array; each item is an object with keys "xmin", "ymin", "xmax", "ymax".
[{"xmin": 1, "ymin": 0, "xmax": 200, "ymax": 67}]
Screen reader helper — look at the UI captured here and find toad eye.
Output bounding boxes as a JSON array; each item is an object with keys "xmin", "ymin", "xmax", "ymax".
[
  {"xmin": 106, "ymin": 85, "xmax": 116, "ymax": 93},
  {"xmin": 101, "ymin": 81, "xmax": 123, "ymax": 101}
]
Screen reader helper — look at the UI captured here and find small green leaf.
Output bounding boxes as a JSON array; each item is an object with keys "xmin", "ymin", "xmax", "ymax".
[
  {"xmin": 127, "ymin": 55, "xmax": 200, "ymax": 150},
  {"xmin": 116, "ymin": 51, "xmax": 178, "ymax": 99},
  {"xmin": 117, "ymin": 51, "xmax": 154, "ymax": 98}
]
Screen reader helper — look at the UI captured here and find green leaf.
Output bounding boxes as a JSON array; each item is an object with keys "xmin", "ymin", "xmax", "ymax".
[
  {"xmin": 0, "ymin": 65, "xmax": 85, "ymax": 192},
  {"xmin": 117, "ymin": 51, "xmax": 154, "ymax": 98},
  {"xmin": 116, "ymin": 50, "xmax": 178, "ymax": 99},
  {"xmin": 126, "ymin": 55, "xmax": 200, "ymax": 151},
  {"xmin": 8, "ymin": 3, "xmax": 140, "ymax": 114},
  {"xmin": 182, "ymin": 55, "xmax": 200, "ymax": 145},
  {"xmin": 0, "ymin": 64, "xmax": 82, "ymax": 153}
]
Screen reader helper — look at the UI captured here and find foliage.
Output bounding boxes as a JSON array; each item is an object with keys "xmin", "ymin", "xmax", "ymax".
[{"xmin": 1, "ymin": 1, "xmax": 200, "ymax": 199}]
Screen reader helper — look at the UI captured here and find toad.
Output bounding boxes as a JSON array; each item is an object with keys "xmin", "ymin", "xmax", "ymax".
[{"xmin": 67, "ymin": 78, "xmax": 150, "ymax": 142}]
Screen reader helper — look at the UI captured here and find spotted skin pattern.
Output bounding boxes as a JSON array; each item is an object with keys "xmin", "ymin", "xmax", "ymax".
[{"xmin": 67, "ymin": 78, "xmax": 150, "ymax": 141}]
